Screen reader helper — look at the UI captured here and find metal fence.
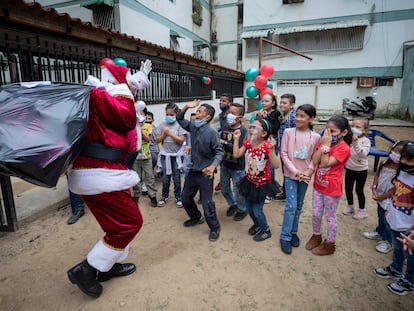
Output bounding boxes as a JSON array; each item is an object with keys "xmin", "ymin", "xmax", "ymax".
[{"xmin": 0, "ymin": 20, "xmax": 244, "ymax": 231}]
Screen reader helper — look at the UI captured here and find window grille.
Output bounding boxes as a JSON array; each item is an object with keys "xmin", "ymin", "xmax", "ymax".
[{"xmin": 93, "ymin": 5, "xmax": 115, "ymax": 29}]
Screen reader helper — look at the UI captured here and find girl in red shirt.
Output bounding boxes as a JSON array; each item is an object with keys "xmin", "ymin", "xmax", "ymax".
[{"xmin": 305, "ymin": 116, "xmax": 352, "ymax": 255}]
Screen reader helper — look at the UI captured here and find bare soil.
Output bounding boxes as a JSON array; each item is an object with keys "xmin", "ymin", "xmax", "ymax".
[{"xmin": 1, "ymin": 126, "xmax": 414, "ymax": 311}]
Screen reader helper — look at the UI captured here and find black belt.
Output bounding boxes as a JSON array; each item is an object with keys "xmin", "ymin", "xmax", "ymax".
[{"xmin": 80, "ymin": 142, "xmax": 124, "ymax": 162}]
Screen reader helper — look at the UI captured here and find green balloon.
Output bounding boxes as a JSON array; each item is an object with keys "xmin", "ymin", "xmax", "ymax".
[
  {"xmin": 257, "ymin": 99, "xmax": 262, "ymax": 110},
  {"xmin": 267, "ymin": 81, "xmax": 273, "ymax": 89},
  {"xmin": 245, "ymin": 67, "xmax": 259, "ymax": 82},
  {"xmin": 114, "ymin": 57, "xmax": 127, "ymax": 67},
  {"xmin": 246, "ymin": 86, "xmax": 259, "ymax": 98},
  {"xmin": 250, "ymin": 114, "xmax": 256, "ymax": 123}
]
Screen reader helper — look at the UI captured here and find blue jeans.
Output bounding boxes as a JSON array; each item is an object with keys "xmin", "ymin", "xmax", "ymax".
[
  {"xmin": 376, "ymin": 203, "xmax": 391, "ymax": 243},
  {"xmin": 280, "ymin": 177, "xmax": 308, "ymax": 241},
  {"xmin": 390, "ymin": 229, "xmax": 414, "ymax": 285},
  {"xmin": 182, "ymin": 171, "xmax": 220, "ymax": 230},
  {"xmin": 220, "ymin": 166, "xmax": 246, "ymax": 213},
  {"xmin": 161, "ymin": 155, "xmax": 182, "ymax": 200},
  {"xmin": 69, "ymin": 190, "xmax": 85, "ymax": 214},
  {"xmin": 245, "ymin": 199, "xmax": 269, "ymax": 232}
]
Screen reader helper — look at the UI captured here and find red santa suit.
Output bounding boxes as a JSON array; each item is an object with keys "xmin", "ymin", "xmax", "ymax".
[{"xmin": 68, "ymin": 64, "xmax": 149, "ymax": 272}]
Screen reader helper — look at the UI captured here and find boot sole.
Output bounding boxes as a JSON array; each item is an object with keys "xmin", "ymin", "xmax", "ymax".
[{"xmin": 97, "ymin": 265, "xmax": 137, "ymax": 282}]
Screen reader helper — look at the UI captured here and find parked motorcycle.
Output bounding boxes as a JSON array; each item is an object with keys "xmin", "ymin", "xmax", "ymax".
[{"xmin": 342, "ymin": 94, "xmax": 377, "ymax": 120}]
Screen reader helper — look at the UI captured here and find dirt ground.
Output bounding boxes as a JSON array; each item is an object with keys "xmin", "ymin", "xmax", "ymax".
[{"xmin": 1, "ymin": 126, "xmax": 414, "ymax": 311}]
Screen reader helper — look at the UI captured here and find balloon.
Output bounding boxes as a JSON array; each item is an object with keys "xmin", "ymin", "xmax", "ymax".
[
  {"xmin": 246, "ymin": 86, "xmax": 259, "ymax": 98},
  {"xmin": 260, "ymin": 64, "xmax": 274, "ymax": 78},
  {"xmin": 267, "ymin": 81, "xmax": 273, "ymax": 89},
  {"xmin": 245, "ymin": 67, "xmax": 259, "ymax": 82},
  {"xmin": 260, "ymin": 87, "xmax": 273, "ymax": 98},
  {"xmin": 99, "ymin": 58, "xmax": 114, "ymax": 68},
  {"xmin": 204, "ymin": 77, "xmax": 211, "ymax": 85},
  {"xmin": 114, "ymin": 57, "xmax": 127, "ymax": 67},
  {"xmin": 201, "ymin": 76, "xmax": 208, "ymax": 83},
  {"xmin": 257, "ymin": 100, "xmax": 262, "ymax": 110},
  {"xmin": 254, "ymin": 75, "xmax": 268, "ymax": 89},
  {"xmin": 250, "ymin": 114, "xmax": 256, "ymax": 123}
]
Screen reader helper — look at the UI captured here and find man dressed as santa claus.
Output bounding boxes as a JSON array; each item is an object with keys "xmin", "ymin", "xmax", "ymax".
[{"xmin": 67, "ymin": 57, "xmax": 152, "ymax": 298}]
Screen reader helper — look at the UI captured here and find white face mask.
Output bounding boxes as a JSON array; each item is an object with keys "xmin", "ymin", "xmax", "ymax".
[
  {"xmin": 351, "ymin": 127, "xmax": 363, "ymax": 136},
  {"xmin": 226, "ymin": 113, "xmax": 238, "ymax": 126}
]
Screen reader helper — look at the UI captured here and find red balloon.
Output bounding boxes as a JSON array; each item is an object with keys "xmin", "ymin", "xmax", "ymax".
[
  {"xmin": 204, "ymin": 77, "xmax": 211, "ymax": 85},
  {"xmin": 254, "ymin": 75, "xmax": 268, "ymax": 89},
  {"xmin": 260, "ymin": 64, "xmax": 275, "ymax": 78},
  {"xmin": 99, "ymin": 57, "xmax": 114, "ymax": 68},
  {"xmin": 260, "ymin": 87, "xmax": 273, "ymax": 98}
]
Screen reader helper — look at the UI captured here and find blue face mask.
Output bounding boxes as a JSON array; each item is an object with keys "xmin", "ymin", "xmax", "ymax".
[
  {"xmin": 331, "ymin": 135, "xmax": 339, "ymax": 144},
  {"xmin": 220, "ymin": 105, "xmax": 229, "ymax": 112},
  {"xmin": 165, "ymin": 116, "xmax": 176, "ymax": 124},
  {"xmin": 194, "ymin": 118, "xmax": 207, "ymax": 128}
]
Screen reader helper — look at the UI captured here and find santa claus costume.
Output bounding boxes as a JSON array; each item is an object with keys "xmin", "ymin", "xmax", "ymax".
[{"xmin": 67, "ymin": 59, "xmax": 152, "ymax": 298}]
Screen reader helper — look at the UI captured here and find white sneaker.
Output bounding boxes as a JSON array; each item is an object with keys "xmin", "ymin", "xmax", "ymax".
[
  {"xmin": 158, "ymin": 197, "xmax": 168, "ymax": 207},
  {"xmin": 353, "ymin": 209, "xmax": 368, "ymax": 220},
  {"xmin": 264, "ymin": 195, "xmax": 272, "ymax": 204},
  {"xmin": 376, "ymin": 240, "xmax": 393, "ymax": 253},
  {"xmin": 141, "ymin": 183, "xmax": 148, "ymax": 193},
  {"xmin": 362, "ymin": 231, "xmax": 380, "ymax": 240},
  {"xmin": 342, "ymin": 205, "xmax": 354, "ymax": 215}
]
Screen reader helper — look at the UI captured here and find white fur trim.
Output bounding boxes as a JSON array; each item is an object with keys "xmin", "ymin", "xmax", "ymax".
[
  {"xmin": 106, "ymin": 83, "xmax": 134, "ymax": 99},
  {"xmin": 87, "ymin": 239, "xmax": 129, "ymax": 272},
  {"xmin": 68, "ymin": 168, "xmax": 139, "ymax": 195}
]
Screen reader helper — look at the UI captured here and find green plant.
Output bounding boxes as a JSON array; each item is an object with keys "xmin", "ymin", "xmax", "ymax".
[{"xmin": 192, "ymin": 0, "xmax": 203, "ymax": 25}]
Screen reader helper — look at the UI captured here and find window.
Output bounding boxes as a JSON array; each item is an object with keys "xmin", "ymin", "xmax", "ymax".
[
  {"xmin": 376, "ymin": 77, "xmax": 394, "ymax": 86},
  {"xmin": 283, "ymin": 0, "xmax": 304, "ymax": 4}
]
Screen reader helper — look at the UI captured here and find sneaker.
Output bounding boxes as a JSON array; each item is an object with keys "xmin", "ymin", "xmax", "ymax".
[
  {"xmin": 280, "ymin": 239, "xmax": 292, "ymax": 254},
  {"xmin": 362, "ymin": 230, "xmax": 380, "ymax": 240},
  {"xmin": 387, "ymin": 278, "xmax": 414, "ymax": 296},
  {"xmin": 67, "ymin": 210, "xmax": 85, "ymax": 225},
  {"xmin": 226, "ymin": 205, "xmax": 237, "ymax": 216},
  {"xmin": 208, "ymin": 228, "xmax": 220, "ymax": 241},
  {"xmin": 374, "ymin": 266, "xmax": 403, "ymax": 279},
  {"xmin": 158, "ymin": 197, "xmax": 168, "ymax": 207},
  {"xmin": 175, "ymin": 198, "xmax": 183, "ymax": 208},
  {"xmin": 376, "ymin": 240, "xmax": 393, "ymax": 253},
  {"xmin": 253, "ymin": 229, "xmax": 272, "ymax": 242},
  {"xmin": 150, "ymin": 197, "xmax": 157, "ymax": 208},
  {"xmin": 264, "ymin": 195, "xmax": 272, "ymax": 204},
  {"xmin": 353, "ymin": 209, "xmax": 367, "ymax": 220},
  {"xmin": 342, "ymin": 205, "xmax": 354, "ymax": 215},
  {"xmin": 183, "ymin": 216, "xmax": 205, "ymax": 227},
  {"xmin": 141, "ymin": 183, "xmax": 148, "ymax": 195},
  {"xmin": 274, "ymin": 193, "xmax": 286, "ymax": 201},
  {"xmin": 248, "ymin": 224, "xmax": 261, "ymax": 236},
  {"xmin": 214, "ymin": 183, "xmax": 221, "ymax": 192},
  {"xmin": 233, "ymin": 211, "xmax": 247, "ymax": 221},
  {"xmin": 291, "ymin": 234, "xmax": 300, "ymax": 247}
]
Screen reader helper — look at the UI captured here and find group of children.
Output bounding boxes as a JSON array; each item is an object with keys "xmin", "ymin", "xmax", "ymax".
[{"xmin": 131, "ymin": 92, "xmax": 414, "ymax": 295}]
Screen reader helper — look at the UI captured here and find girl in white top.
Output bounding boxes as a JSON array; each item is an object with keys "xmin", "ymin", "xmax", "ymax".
[
  {"xmin": 279, "ymin": 104, "xmax": 320, "ymax": 254},
  {"xmin": 342, "ymin": 117, "xmax": 371, "ymax": 220}
]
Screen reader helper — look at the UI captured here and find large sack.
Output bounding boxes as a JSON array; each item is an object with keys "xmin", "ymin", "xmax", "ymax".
[{"xmin": 0, "ymin": 82, "xmax": 91, "ymax": 187}]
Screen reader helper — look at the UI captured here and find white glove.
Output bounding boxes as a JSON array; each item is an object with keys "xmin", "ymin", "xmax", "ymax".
[
  {"xmin": 140, "ymin": 59, "xmax": 152, "ymax": 76},
  {"xmin": 84, "ymin": 75, "xmax": 101, "ymax": 88}
]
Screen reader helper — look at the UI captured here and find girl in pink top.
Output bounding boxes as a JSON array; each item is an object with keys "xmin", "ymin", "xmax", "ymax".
[{"xmin": 279, "ymin": 104, "xmax": 320, "ymax": 254}]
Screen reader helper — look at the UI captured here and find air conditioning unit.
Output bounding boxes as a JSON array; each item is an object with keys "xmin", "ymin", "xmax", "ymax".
[{"xmin": 357, "ymin": 77, "xmax": 376, "ymax": 88}]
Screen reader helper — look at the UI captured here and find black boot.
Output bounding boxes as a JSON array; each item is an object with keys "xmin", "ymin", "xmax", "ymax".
[
  {"xmin": 67, "ymin": 260, "xmax": 103, "ymax": 298},
  {"xmin": 97, "ymin": 263, "xmax": 136, "ymax": 282}
]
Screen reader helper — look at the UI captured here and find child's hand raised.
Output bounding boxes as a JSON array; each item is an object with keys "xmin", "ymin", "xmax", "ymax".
[
  {"xmin": 233, "ymin": 129, "xmax": 241, "ymax": 139},
  {"xmin": 268, "ymin": 136, "xmax": 277, "ymax": 150},
  {"xmin": 322, "ymin": 127, "xmax": 333, "ymax": 146},
  {"xmin": 186, "ymin": 99, "xmax": 201, "ymax": 109}
]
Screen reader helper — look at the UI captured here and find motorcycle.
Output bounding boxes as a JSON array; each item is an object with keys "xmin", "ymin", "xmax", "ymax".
[{"xmin": 342, "ymin": 94, "xmax": 377, "ymax": 120}]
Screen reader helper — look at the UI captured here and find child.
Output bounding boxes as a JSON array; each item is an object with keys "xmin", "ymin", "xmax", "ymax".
[
  {"xmin": 305, "ymin": 116, "xmax": 352, "ymax": 255},
  {"xmin": 375, "ymin": 141, "xmax": 414, "ymax": 296},
  {"xmin": 133, "ymin": 106, "xmax": 158, "ymax": 207},
  {"xmin": 342, "ymin": 117, "xmax": 371, "ymax": 219},
  {"xmin": 256, "ymin": 93, "xmax": 281, "ymax": 204},
  {"xmin": 220, "ymin": 103, "xmax": 248, "ymax": 221},
  {"xmin": 146, "ymin": 111, "xmax": 159, "ymax": 169},
  {"xmin": 215, "ymin": 93, "xmax": 233, "ymax": 193},
  {"xmin": 155, "ymin": 103, "xmax": 187, "ymax": 207},
  {"xmin": 276, "ymin": 93, "xmax": 297, "ymax": 201},
  {"xmin": 279, "ymin": 104, "xmax": 320, "ymax": 254},
  {"xmin": 363, "ymin": 141, "xmax": 407, "ymax": 253},
  {"xmin": 233, "ymin": 118, "xmax": 280, "ymax": 241},
  {"xmin": 177, "ymin": 100, "xmax": 223, "ymax": 242}
]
